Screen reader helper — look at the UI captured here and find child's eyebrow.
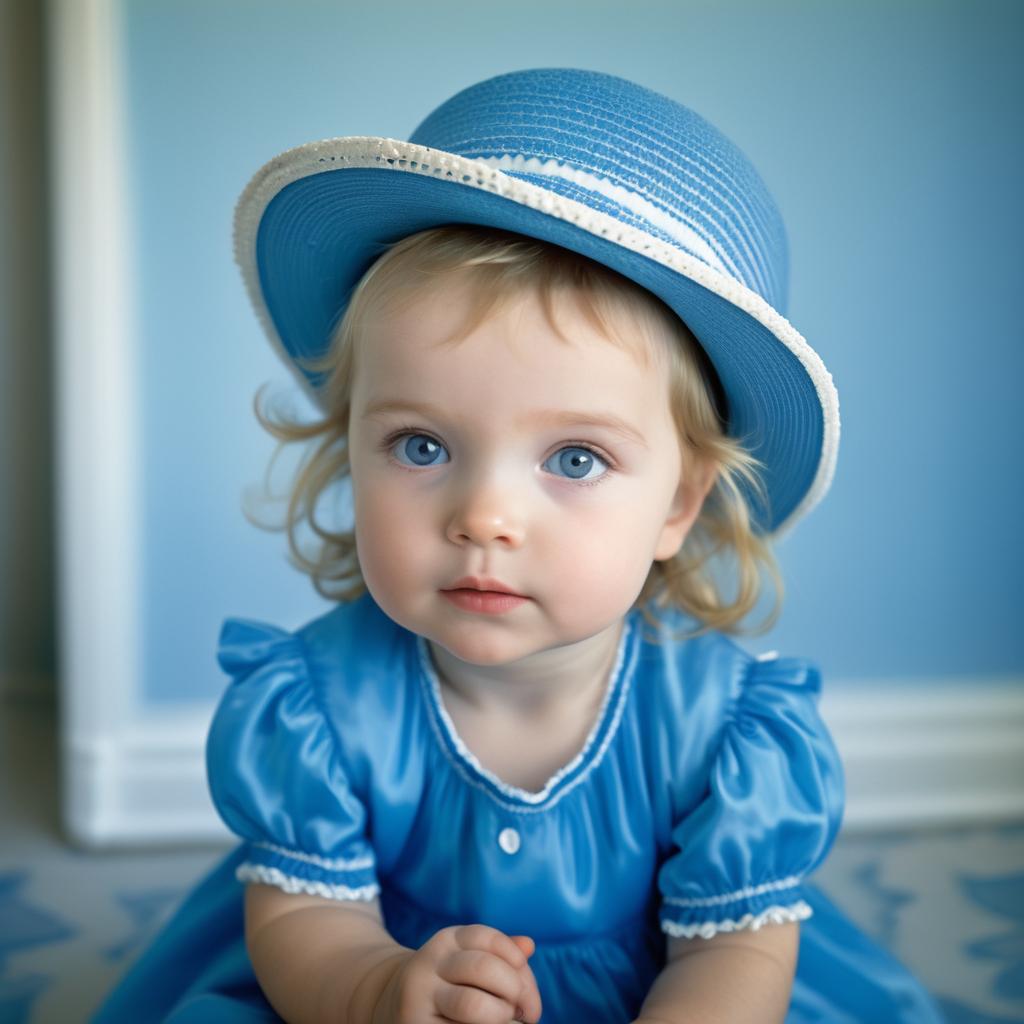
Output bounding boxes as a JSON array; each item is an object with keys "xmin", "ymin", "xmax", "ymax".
[
  {"xmin": 363, "ymin": 399, "xmax": 649, "ymax": 448},
  {"xmin": 531, "ymin": 409, "xmax": 649, "ymax": 448}
]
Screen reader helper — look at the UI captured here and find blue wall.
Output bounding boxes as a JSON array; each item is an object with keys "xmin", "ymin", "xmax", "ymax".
[{"xmin": 118, "ymin": 0, "xmax": 1024, "ymax": 702}]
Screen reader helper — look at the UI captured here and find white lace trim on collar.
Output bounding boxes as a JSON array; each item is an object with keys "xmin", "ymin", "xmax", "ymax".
[{"xmin": 416, "ymin": 616, "xmax": 637, "ymax": 811}]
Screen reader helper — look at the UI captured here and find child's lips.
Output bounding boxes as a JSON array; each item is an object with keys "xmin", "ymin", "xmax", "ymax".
[
  {"xmin": 440, "ymin": 586, "xmax": 530, "ymax": 615},
  {"xmin": 445, "ymin": 575, "xmax": 526, "ymax": 596},
  {"xmin": 441, "ymin": 591, "xmax": 529, "ymax": 614}
]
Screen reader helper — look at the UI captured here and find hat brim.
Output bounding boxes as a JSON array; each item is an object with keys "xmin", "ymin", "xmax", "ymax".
[{"xmin": 234, "ymin": 138, "xmax": 839, "ymax": 536}]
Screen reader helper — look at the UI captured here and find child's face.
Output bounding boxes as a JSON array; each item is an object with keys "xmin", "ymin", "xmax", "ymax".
[{"xmin": 347, "ymin": 274, "xmax": 709, "ymax": 668}]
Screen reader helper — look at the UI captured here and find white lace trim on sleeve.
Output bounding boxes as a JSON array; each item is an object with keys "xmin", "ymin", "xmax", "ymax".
[
  {"xmin": 662, "ymin": 899, "xmax": 813, "ymax": 940},
  {"xmin": 662, "ymin": 874, "xmax": 803, "ymax": 909},
  {"xmin": 237, "ymin": 863, "xmax": 380, "ymax": 902},
  {"xmin": 251, "ymin": 839, "xmax": 375, "ymax": 872}
]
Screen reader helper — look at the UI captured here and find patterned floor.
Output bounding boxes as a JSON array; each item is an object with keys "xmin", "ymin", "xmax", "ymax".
[{"xmin": 2, "ymin": 695, "xmax": 1022, "ymax": 1023}]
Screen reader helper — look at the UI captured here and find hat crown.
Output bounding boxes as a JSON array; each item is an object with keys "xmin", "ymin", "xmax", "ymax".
[{"xmin": 409, "ymin": 68, "xmax": 789, "ymax": 311}]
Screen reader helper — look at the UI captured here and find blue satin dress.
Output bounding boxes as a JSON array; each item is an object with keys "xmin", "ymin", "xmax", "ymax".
[{"xmin": 93, "ymin": 594, "xmax": 944, "ymax": 1023}]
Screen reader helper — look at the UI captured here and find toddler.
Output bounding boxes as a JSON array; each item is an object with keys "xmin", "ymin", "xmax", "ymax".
[{"xmin": 93, "ymin": 68, "xmax": 943, "ymax": 1023}]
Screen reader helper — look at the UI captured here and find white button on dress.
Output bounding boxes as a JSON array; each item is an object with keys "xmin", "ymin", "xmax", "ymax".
[{"xmin": 498, "ymin": 827, "xmax": 521, "ymax": 854}]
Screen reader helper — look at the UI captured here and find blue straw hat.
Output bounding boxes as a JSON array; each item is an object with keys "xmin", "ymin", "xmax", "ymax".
[{"xmin": 234, "ymin": 67, "xmax": 838, "ymax": 535}]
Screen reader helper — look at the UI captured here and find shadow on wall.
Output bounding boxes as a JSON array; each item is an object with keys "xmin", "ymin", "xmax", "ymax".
[{"xmin": 0, "ymin": 0, "xmax": 56, "ymax": 701}]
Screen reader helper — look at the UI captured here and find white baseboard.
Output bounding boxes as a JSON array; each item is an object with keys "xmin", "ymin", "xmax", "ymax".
[
  {"xmin": 820, "ymin": 677, "xmax": 1024, "ymax": 830},
  {"xmin": 63, "ymin": 705, "xmax": 228, "ymax": 848},
  {"xmin": 62, "ymin": 677, "xmax": 1024, "ymax": 848}
]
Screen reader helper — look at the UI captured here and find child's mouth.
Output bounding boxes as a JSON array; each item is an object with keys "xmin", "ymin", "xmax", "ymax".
[{"xmin": 440, "ymin": 588, "xmax": 530, "ymax": 614}]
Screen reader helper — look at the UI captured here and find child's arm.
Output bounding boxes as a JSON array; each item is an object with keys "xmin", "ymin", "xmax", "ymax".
[
  {"xmin": 244, "ymin": 884, "xmax": 542, "ymax": 1024},
  {"xmin": 632, "ymin": 922, "xmax": 799, "ymax": 1024}
]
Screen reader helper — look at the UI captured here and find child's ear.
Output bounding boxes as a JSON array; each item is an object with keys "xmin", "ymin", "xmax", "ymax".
[{"xmin": 653, "ymin": 458, "xmax": 716, "ymax": 562}]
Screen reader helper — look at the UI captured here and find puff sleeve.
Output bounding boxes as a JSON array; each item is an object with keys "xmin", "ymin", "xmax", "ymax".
[
  {"xmin": 206, "ymin": 618, "xmax": 379, "ymax": 902},
  {"xmin": 658, "ymin": 654, "xmax": 844, "ymax": 940}
]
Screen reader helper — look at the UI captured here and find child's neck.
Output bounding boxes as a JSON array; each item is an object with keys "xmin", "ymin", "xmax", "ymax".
[{"xmin": 428, "ymin": 618, "xmax": 625, "ymax": 721}]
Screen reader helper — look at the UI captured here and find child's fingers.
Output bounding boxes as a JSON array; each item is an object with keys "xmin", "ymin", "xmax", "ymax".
[
  {"xmin": 512, "ymin": 962, "xmax": 543, "ymax": 1024},
  {"xmin": 509, "ymin": 934, "xmax": 535, "ymax": 960},
  {"xmin": 452, "ymin": 924, "xmax": 527, "ymax": 969},
  {"xmin": 507, "ymin": 935, "xmax": 540, "ymax": 1022},
  {"xmin": 434, "ymin": 979, "xmax": 519, "ymax": 1024},
  {"xmin": 444, "ymin": 925, "xmax": 542, "ymax": 1022},
  {"xmin": 437, "ymin": 948, "xmax": 522, "ymax": 1007}
]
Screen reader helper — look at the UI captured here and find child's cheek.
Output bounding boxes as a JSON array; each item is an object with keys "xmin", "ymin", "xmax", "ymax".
[
  {"xmin": 544, "ymin": 503, "xmax": 659, "ymax": 615},
  {"xmin": 351, "ymin": 473, "xmax": 418, "ymax": 605}
]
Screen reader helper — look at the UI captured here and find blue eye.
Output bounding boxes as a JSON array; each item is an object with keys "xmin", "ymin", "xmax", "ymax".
[
  {"xmin": 392, "ymin": 434, "xmax": 449, "ymax": 467},
  {"xmin": 543, "ymin": 446, "xmax": 609, "ymax": 481}
]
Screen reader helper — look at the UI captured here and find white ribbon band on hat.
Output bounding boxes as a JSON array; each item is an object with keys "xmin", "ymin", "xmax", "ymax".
[{"xmin": 478, "ymin": 154, "xmax": 736, "ymax": 280}]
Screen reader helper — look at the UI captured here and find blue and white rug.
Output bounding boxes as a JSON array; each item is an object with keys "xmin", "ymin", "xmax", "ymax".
[{"xmin": 2, "ymin": 826, "xmax": 1022, "ymax": 1023}]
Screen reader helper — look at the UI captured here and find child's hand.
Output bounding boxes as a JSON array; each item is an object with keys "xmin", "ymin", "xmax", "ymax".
[{"xmin": 375, "ymin": 924, "xmax": 542, "ymax": 1023}]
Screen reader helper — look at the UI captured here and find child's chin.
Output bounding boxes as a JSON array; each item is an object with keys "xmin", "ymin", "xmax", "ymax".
[
  {"xmin": 427, "ymin": 624, "xmax": 542, "ymax": 668},
  {"xmin": 436, "ymin": 636, "xmax": 529, "ymax": 667}
]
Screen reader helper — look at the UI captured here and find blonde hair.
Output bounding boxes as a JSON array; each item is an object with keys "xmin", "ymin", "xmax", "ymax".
[{"xmin": 250, "ymin": 225, "xmax": 782, "ymax": 634}]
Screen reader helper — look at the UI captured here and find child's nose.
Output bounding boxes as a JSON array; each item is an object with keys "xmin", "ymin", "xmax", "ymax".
[{"xmin": 445, "ymin": 474, "xmax": 526, "ymax": 549}]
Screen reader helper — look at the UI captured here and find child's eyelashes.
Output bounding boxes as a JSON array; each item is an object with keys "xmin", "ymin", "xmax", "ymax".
[
  {"xmin": 380, "ymin": 429, "xmax": 615, "ymax": 485},
  {"xmin": 540, "ymin": 445, "xmax": 611, "ymax": 483},
  {"xmin": 388, "ymin": 431, "xmax": 450, "ymax": 467}
]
